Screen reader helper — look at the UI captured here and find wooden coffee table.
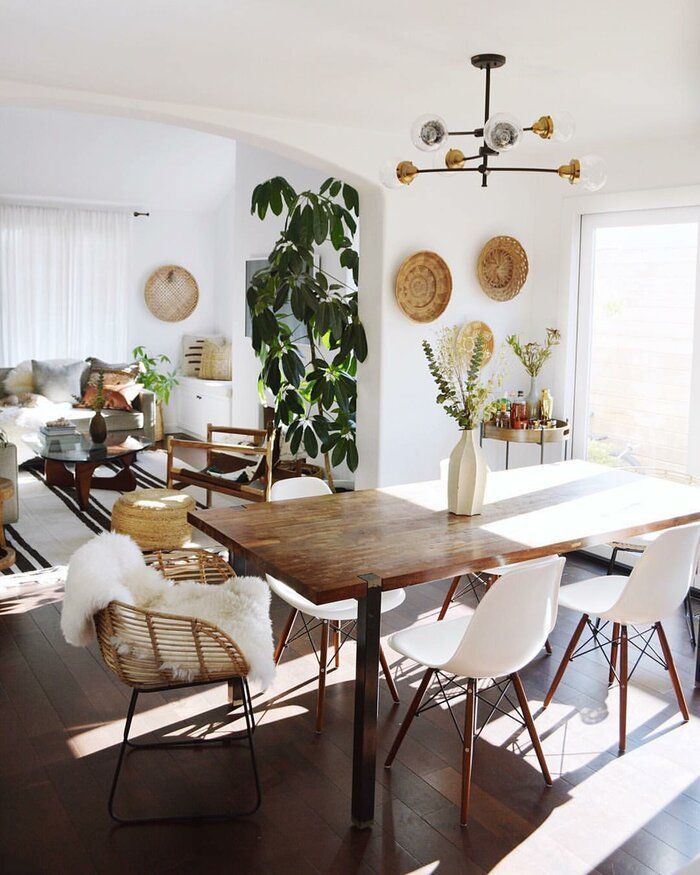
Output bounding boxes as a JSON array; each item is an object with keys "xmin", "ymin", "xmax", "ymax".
[{"xmin": 24, "ymin": 431, "xmax": 153, "ymax": 512}]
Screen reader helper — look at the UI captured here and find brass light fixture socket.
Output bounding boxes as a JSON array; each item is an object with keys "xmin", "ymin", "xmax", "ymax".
[
  {"xmin": 397, "ymin": 160, "xmax": 419, "ymax": 185},
  {"xmin": 557, "ymin": 158, "xmax": 581, "ymax": 184},
  {"xmin": 532, "ymin": 115, "xmax": 554, "ymax": 139},
  {"xmin": 445, "ymin": 148, "xmax": 467, "ymax": 170}
]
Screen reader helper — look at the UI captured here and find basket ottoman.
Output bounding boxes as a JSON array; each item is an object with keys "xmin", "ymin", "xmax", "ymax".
[{"xmin": 111, "ymin": 488, "xmax": 195, "ymax": 551}]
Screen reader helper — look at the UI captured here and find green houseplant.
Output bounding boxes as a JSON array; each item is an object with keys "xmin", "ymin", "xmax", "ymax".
[
  {"xmin": 132, "ymin": 346, "xmax": 179, "ymax": 441},
  {"xmin": 246, "ymin": 175, "xmax": 366, "ymax": 490},
  {"xmin": 423, "ymin": 327, "xmax": 502, "ymax": 515}
]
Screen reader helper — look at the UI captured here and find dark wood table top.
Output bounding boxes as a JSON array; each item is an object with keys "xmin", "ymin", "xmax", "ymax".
[{"xmin": 189, "ymin": 461, "xmax": 700, "ymax": 604}]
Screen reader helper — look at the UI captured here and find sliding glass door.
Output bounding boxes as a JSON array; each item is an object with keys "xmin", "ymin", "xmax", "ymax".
[{"xmin": 573, "ymin": 207, "xmax": 700, "ymax": 475}]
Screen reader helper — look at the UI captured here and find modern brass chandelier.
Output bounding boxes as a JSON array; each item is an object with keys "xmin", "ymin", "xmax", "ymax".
[{"xmin": 381, "ymin": 53, "xmax": 606, "ymax": 192}]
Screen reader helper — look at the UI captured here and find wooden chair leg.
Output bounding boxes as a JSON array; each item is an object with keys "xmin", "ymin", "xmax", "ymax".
[
  {"xmin": 544, "ymin": 614, "xmax": 589, "ymax": 707},
  {"xmin": 379, "ymin": 645, "xmax": 400, "ymax": 703},
  {"xmin": 460, "ymin": 678, "xmax": 477, "ymax": 826},
  {"xmin": 332, "ymin": 621, "xmax": 341, "ymax": 669},
  {"xmin": 511, "ymin": 672, "xmax": 552, "ymax": 785},
  {"xmin": 438, "ymin": 575, "xmax": 462, "ymax": 621},
  {"xmin": 619, "ymin": 625, "xmax": 628, "ymax": 753},
  {"xmin": 609, "ymin": 622, "xmax": 620, "ymax": 686},
  {"xmin": 655, "ymin": 621, "xmax": 690, "ymax": 721},
  {"xmin": 315, "ymin": 620, "xmax": 330, "ymax": 734},
  {"xmin": 273, "ymin": 608, "xmax": 298, "ymax": 666},
  {"xmin": 384, "ymin": 667, "xmax": 434, "ymax": 768}
]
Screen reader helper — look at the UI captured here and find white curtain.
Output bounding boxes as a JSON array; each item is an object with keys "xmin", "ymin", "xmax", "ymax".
[{"xmin": 0, "ymin": 204, "xmax": 130, "ymax": 365}]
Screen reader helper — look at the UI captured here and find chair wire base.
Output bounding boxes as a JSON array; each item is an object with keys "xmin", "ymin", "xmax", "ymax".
[{"xmin": 108, "ymin": 677, "xmax": 261, "ymax": 824}]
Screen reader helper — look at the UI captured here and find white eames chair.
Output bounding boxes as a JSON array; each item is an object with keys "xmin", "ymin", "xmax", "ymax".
[
  {"xmin": 438, "ymin": 557, "xmax": 557, "ymax": 654},
  {"xmin": 267, "ymin": 477, "xmax": 405, "ymax": 733},
  {"xmin": 544, "ymin": 523, "xmax": 700, "ymax": 752},
  {"xmin": 385, "ymin": 555, "xmax": 565, "ymax": 825}
]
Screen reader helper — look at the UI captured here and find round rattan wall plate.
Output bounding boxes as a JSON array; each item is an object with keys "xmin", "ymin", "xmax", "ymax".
[
  {"xmin": 395, "ymin": 251, "xmax": 452, "ymax": 322},
  {"xmin": 458, "ymin": 320, "xmax": 495, "ymax": 367},
  {"xmin": 145, "ymin": 265, "xmax": 199, "ymax": 322},
  {"xmin": 477, "ymin": 236, "xmax": 528, "ymax": 302}
]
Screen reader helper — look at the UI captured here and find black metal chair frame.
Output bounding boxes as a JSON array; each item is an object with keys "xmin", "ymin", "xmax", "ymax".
[{"xmin": 108, "ymin": 675, "xmax": 261, "ymax": 824}]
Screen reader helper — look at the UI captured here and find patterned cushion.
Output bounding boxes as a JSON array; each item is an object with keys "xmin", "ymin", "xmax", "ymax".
[{"xmin": 181, "ymin": 334, "xmax": 225, "ymax": 377}]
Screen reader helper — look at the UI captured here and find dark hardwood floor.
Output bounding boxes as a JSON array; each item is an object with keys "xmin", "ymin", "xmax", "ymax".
[{"xmin": 1, "ymin": 554, "xmax": 698, "ymax": 874}]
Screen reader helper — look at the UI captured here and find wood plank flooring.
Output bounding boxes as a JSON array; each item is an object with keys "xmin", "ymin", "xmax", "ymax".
[{"xmin": 1, "ymin": 554, "xmax": 698, "ymax": 874}]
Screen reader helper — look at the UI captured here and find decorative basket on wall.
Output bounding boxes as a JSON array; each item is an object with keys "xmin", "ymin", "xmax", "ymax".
[
  {"xmin": 145, "ymin": 265, "xmax": 199, "ymax": 322},
  {"xmin": 477, "ymin": 236, "xmax": 528, "ymax": 302},
  {"xmin": 395, "ymin": 250, "xmax": 452, "ymax": 322}
]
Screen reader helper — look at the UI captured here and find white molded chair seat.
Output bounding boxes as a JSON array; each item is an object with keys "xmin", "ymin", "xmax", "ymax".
[
  {"xmin": 267, "ymin": 575, "xmax": 406, "ymax": 622},
  {"xmin": 557, "ymin": 575, "xmax": 628, "ymax": 620},
  {"xmin": 385, "ymin": 556, "xmax": 565, "ymax": 825},
  {"xmin": 483, "ymin": 556, "xmax": 557, "ymax": 577},
  {"xmin": 390, "ymin": 615, "xmax": 470, "ymax": 669},
  {"xmin": 545, "ymin": 523, "xmax": 700, "ymax": 752},
  {"xmin": 268, "ymin": 475, "xmax": 406, "ymax": 733}
]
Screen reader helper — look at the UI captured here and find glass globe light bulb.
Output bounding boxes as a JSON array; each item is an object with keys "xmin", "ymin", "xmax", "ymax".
[
  {"xmin": 380, "ymin": 157, "xmax": 404, "ymax": 189},
  {"xmin": 484, "ymin": 112, "xmax": 523, "ymax": 152},
  {"xmin": 578, "ymin": 154, "xmax": 607, "ymax": 191},
  {"xmin": 550, "ymin": 111, "xmax": 575, "ymax": 143},
  {"xmin": 410, "ymin": 113, "xmax": 449, "ymax": 152}
]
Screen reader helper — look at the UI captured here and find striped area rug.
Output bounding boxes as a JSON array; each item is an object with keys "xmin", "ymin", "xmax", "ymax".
[{"xmin": 1, "ymin": 450, "xmax": 228, "ymax": 589}]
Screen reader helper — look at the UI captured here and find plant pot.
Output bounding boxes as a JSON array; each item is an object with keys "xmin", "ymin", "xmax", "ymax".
[
  {"xmin": 525, "ymin": 375, "xmax": 540, "ymax": 420},
  {"xmin": 89, "ymin": 409, "xmax": 107, "ymax": 444},
  {"xmin": 447, "ymin": 428, "xmax": 487, "ymax": 516}
]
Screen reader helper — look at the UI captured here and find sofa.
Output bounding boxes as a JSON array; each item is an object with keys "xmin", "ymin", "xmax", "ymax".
[{"xmin": 0, "ymin": 358, "xmax": 156, "ymax": 466}]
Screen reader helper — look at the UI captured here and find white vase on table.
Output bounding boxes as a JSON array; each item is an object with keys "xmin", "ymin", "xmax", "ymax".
[{"xmin": 447, "ymin": 428, "xmax": 487, "ymax": 516}]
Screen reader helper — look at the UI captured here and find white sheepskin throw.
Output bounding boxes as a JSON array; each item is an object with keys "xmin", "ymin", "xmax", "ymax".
[{"xmin": 61, "ymin": 532, "xmax": 274, "ymax": 688}]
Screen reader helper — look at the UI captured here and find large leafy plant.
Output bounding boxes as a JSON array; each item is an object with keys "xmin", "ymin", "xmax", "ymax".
[
  {"xmin": 132, "ymin": 346, "xmax": 179, "ymax": 405},
  {"xmin": 247, "ymin": 176, "xmax": 366, "ymax": 490}
]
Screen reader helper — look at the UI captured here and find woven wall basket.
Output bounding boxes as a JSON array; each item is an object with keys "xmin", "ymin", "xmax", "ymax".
[
  {"xmin": 145, "ymin": 265, "xmax": 199, "ymax": 322},
  {"xmin": 458, "ymin": 320, "xmax": 495, "ymax": 367},
  {"xmin": 395, "ymin": 251, "xmax": 452, "ymax": 322},
  {"xmin": 477, "ymin": 236, "xmax": 529, "ymax": 302}
]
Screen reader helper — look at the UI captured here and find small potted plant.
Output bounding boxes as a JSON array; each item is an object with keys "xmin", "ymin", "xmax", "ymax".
[
  {"xmin": 505, "ymin": 328, "xmax": 560, "ymax": 418},
  {"xmin": 423, "ymin": 327, "xmax": 502, "ymax": 515},
  {"xmin": 132, "ymin": 347, "xmax": 179, "ymax": 441},
  {"xmin": 89, "ymin": 370, "xmax": 107, "ymax": 444}
]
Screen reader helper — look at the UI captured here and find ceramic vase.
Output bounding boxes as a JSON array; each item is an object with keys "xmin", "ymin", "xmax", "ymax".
[
  {"xmin": 447, "ymin": 428, "xmax": 487, "ymax": 516},
  {"xmin": 89, "ymin": 409, "xmax": 107, "ymax": 444}
]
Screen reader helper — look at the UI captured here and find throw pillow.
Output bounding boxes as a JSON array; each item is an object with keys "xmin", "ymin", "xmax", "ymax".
[
  {"xmin": 0, "ymin": 367, "xmax": 11, "ymax": 398},
  {"xmin": 181, "ymin": 334, "xmax": 225, "ymax": 377},
  {"xmin": 77, "ymin": 365, "xmax": 141, "ymax": 411},
  {"xmin": 4, "ymin": 360, "xmax": 34, "ymax": 395},
  {"xmin": 32, "ymin": 359, "xmax": 89, "ymax": 403},
  {"xmin": 199, "ymin": 339, "xmax": 232, "ymax": 380}
]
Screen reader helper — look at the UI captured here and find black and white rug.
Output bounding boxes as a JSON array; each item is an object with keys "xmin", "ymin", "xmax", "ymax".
[{"xmin": 0, "ymin": 450, "xmax": 235, "ymax": 591}]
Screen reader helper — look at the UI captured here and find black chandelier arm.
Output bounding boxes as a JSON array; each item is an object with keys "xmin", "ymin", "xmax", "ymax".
[
  {"xmin": 416, "ymin": 167, "xmax": 481, "ymax": 175},
  {"xmin": 487, "ymin": 166, "xmax": 560, "ymax": 174},
  {"xmin": 448, "ymin": 128, "xmax": 484, "ymax": 138}
]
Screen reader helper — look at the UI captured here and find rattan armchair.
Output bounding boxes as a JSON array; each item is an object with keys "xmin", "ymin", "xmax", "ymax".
[{"xmin": 94, "ymin": 552, "xmax": 261, "ymax": 824}]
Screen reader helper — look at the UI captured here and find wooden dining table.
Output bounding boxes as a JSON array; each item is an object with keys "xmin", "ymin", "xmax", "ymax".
[{"xmin": 189, "ymin": 460, "xmax": 700, "ymax": 828}]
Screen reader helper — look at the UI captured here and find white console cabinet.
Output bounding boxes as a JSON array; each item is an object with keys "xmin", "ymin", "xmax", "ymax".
[{"xmin": 175, "ymin": 376, "xmax": 232, "ymax": 438}]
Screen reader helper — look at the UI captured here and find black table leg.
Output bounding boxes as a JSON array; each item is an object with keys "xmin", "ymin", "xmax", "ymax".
[{"xmin": 352, "ymin": 574, "xmax": 382, "ymax": 828}]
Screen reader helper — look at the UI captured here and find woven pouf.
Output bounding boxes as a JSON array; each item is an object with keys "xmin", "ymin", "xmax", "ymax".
[{"xmin": 111, "ymin": 488, "xmax": 195, "ymax": 551}]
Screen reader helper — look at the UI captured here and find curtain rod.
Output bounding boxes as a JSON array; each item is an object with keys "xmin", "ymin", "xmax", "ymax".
[{"xmin": 0, "ymin": 195, "xmax": 149, "ymax": 215}]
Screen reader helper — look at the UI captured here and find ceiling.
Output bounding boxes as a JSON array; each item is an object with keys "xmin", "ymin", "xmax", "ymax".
[
  {"xmin": 0, "ymin": 1, "xmax": 698, "ymax": 148},
  {"xmin": 0, "ymin": 108, "xmax": 236, "ymax": 210}
]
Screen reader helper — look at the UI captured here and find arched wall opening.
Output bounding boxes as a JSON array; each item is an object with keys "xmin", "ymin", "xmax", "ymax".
[{"xmin": 0, "ymin": 93, "xmax": 385, "ymax": 488}]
